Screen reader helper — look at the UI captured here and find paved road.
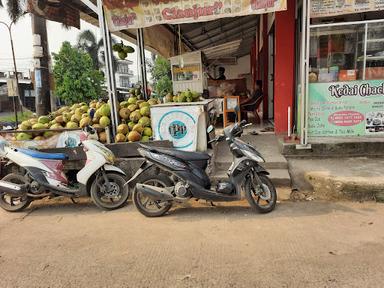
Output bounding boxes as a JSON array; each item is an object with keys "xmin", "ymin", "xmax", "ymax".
[{"xmin": 1, "ymin": 198, "xmax": 384, "ymax": 288}]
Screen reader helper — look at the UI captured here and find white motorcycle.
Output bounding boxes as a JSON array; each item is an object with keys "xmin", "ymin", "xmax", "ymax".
[{"xmin": 0, "ymin": 126, "xmax": 129, "ymax": 211}]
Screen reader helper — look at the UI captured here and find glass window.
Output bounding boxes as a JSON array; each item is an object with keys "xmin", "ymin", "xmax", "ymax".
[
  {"xmin": 24, "ymin": 90, "xmax": 35, "ymax": 97},
  {"xmin": 364, "ymin": 22, "xmax": 384, "ymax": 80},
  {"xmin": 118, "ymin": 63, "xmax": 129, "ymax": 74},
  {"xmin": 309, "ymin": 24, "xmax": 366, "ymax": 83},
  {"xmin": 119, "ymin": 76, "xmax": 130, "ymax": 87}
]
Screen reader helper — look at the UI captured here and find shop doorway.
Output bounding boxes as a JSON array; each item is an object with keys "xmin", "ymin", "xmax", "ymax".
[{"xmin": 268, "ymin": 26, "xmax": 275, "ymax": 121}]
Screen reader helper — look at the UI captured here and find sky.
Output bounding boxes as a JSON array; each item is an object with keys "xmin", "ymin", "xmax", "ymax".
[{"xmin": 0, "ymin": 9, "xmax": 150, "ymax": 83}]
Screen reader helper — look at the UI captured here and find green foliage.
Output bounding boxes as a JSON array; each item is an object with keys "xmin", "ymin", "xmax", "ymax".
[
  {"xmin": 53, "ymin": 42, "xmax": 105, "ymax": 105},
  {"xmin": 0, "ymin": 0, "xmax": 25, "ymax": 23},
  {"xmin": 0, "ymin": 111, "xmax": 33, "ymax": 123},
  {"xmin": 149, "ymin": 56, "xmax": 172, "ymax": 97}
]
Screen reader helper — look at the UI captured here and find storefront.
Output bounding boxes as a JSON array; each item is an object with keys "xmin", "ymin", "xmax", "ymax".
[
  {"xmin": 98, "ymin": 0, "xmax": 291, "ymax": 145},
  {"xmin": 299, "ymin": 1, "xmax": 384, "ymax": 145},
  {"xmin": 253, "ymin": 0, "xmax": 297, "ymax": 134}
]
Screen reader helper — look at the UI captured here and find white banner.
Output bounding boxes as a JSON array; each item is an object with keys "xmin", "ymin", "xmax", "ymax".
[
  {"xmin": 103, "ymin": 0, "xmax": 287, "ymax": 31},
  {"xmin": 311, "ymin": 0, "xmax": 384, "ymax": 18}
]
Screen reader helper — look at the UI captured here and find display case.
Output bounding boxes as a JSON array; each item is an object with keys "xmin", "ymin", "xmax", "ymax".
[{"xmin": 309, "ymin": 21, "xmax": 384, "ymax": 83}]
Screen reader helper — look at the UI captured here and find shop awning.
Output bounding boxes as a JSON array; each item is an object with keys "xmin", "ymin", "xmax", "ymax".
[
  {"xmin": 29, "ymin": 1, "xmax": 258, "ymax": 59},
  {"xmin": 202, "ymin": 40, "xmax": 242, "ymax": 65}
]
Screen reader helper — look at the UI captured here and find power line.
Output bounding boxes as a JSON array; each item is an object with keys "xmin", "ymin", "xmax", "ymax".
[{"xmin": 0, "ymin": 57, "xmax": 34, "ymax": 60}]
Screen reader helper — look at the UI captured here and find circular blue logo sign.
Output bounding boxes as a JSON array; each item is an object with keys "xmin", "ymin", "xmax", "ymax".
[{"xmin": 168, "ymin": 120, "xmax": 187, "ymax": 139}]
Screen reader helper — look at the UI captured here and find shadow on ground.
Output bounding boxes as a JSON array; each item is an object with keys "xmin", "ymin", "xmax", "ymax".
[{"xmin": 14, "ymin": 197, "xmax": 371, "ymax": 222}]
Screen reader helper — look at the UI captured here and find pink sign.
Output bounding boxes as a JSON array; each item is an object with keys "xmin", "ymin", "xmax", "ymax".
[{"xmin": 328, "ymin": 111, "xmax": 364, "ymax": 127}]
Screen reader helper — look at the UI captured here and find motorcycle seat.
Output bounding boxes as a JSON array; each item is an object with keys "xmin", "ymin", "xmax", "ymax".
[
  {"xmin": 17, "ymin": 148, "xmax": 69, "ymax": 160},
  {"xmin": 142, "ymin": 145, "xmax": 210, "ymax": 161}
]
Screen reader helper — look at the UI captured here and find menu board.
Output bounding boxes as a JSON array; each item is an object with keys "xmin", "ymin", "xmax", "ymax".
[
  {"xmin": 308, "ymin": 80, "xmax": 384, "ymax": 136},
  {"xmin": 103, "ymin": 0, "xmax": 287, "ymax": 31},
  {"xmin": 311, "ymin": 0, "xmax": 384, "ymax": 18}
]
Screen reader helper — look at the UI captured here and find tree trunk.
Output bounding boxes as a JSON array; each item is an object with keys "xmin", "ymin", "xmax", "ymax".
[{"xmin": 32, "ymin": 14, "xmax": 51, "ymax": 116}]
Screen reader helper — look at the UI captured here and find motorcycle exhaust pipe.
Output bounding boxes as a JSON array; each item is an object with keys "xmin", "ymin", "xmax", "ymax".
[
  {"xmin": 0, "ymin": 180, "xmax": 28, "ymax": 197},
  {"xmin": 135, "ymin": 184, "xmax": 174, "ymax": 201}
]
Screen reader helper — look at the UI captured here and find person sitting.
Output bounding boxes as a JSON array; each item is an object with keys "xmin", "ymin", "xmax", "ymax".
[{"xmin": 241, "ymin": 80, "xmax": 263, "ymax": 123}]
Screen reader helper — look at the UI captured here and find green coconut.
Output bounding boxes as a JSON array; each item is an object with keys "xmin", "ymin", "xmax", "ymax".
[
  {"xmin": 127, "ymin": 97, "xmax": 137, "ymax": 104},
  {"xmin": 138, "ymin": 116, "xmax": 151, "ymax": 127},
  {"xmin": 79, "ymin": 117, "xmax": 91, "ymax": 128},
  {"xmin": 118, "ymin": 51, "xmax": 127, "ymax": 60},
  {"xmin": 117, "ymin": 123, "xmax": 129, "ymax": 135},
  {"xmin": 129, "ymin": 111, "xmax": 141, "ymax": 123},
  {"xmin": 133, "ymin": 123, "xmax": 144, "ymax": 134},
  {"xmin": 115, "ymin": 133, "xmax": 126, "ymax": 142},
  {"xmin": 120, "ymin": 101, "xmax": 129, "ymax": 108},
  {"xmin": 127, "ymin": 104, "xmax": 138, "ymax": 112},
  {"xmin": 143, "ymin": 127, "xmax": 152, "ymax": 137},
  {"xmin": 141, "ymin": 136, "xmax": 150, "ymax": 142},
  {"xmin": 43, "ymin": 131, "xmax": 56, "ymax": 138},
  {"xmin": 140, "ymin": 106, "xmax": 150, "ymax": 117},
  {"xmin": 16, "ymin": 132, "xmax": 32, "ymax": 141},
  {"xmin": 32, "ymin": 123, "xmax": 45, "ymax": 130},
  {"xmin": 148, "ymin": 98, "xmax": 159, "ymax": 105},
  {"xmin": 127, "ymin": 131, "xmax": 141, "ymax": 142},
  {"xmin": 127, "ymin": 121, "xmax": 135, "ymax": 131},
  {"xmin": 99, "ymin": 104, "xmax": 111, "ymax": 117},
  {"xmin": 66, "ymin": 121, "xmax": 78, "ymax": 129},
  {"xmin": 38, "ymin": 116, "xmax": 50, "ymax": 124},
  {"xmin": 99, "ymin": 116, "xmax": 111, "ymax": 128},
  {"xmin": 50, "ymin": 123, "xmax": 63, "ymax": 129},
  {"xmin": 139, "ymin": 101, "xmax": 150, "ymax": 109},
  {"xmin": 119, "ymin": 108, "xmax": 130, "ymax": 120}
]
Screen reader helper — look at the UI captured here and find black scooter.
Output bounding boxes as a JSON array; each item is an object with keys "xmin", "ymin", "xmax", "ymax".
[{"xmin": 127, "ymin": 120, "xmax": 277, "ymax": 217}]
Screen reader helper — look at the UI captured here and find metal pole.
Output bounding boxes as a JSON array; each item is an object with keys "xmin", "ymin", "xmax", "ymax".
[
  {"xmin": 304, "ymin": 0, "xmax": 311, "ymax": 146},
  {"xmin": 97, "ymin": 0, "xmax": 118, "ymax": 139},
  {"xmin": 310, "ymin": 18, "xmax": 384, "ymax": 28},
  {"xmin": 363, "ymin": 23, "xmax": 368, "ymax": 80},
  {"xmin": 137, "ymin": 28, "xmax": 148, "ymax": 100},
  {"xmin": 0, "ymin": 21, "xmax": 20, "ymax": 127},
  {"xmin": 299, "ymin": 0, "xmax": 307, "ymax": 145},
  {"xmin": 106, "ymin": 29, "xmax": 120, "ymax": 132}
]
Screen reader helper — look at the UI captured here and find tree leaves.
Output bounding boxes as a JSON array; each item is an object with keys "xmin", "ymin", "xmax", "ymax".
[
  {"xmin": 2, "ymin": 0, "xmax": 26, "ymax": 23},
  {"xmin": 53, "ymin": 41, "xmax": 105, "ymax": 105},
  {"xmin": 149, "ymin": 56, "xmax": 172, "ymax": 96}
]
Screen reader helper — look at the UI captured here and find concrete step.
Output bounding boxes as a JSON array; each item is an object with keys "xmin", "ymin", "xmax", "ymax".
[
  {"xmin": 211, "ymin": 169, "xmax": 291, "ymax": 187},
  {"xmin": 288, "ymin": 157, "xmax": 384, "ymax": 201},
  {"xmin": 281, "ymin": 137, "xmax": 384, "ymax": 158},
  {"xmin": 214, "ymin": 160, "xmax": 288, "ymax": 171}
]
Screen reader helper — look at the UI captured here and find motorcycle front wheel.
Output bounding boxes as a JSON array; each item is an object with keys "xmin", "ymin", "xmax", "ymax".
[
  {"xmin": 90, "ymin": 172, "xmax": 130, "ymax": 210},
  {"xmin": 0, "ymin": 173, "xmax": 31, "ymax": 212},
  {"xmin": 245, "ymin": 174, "xmax": 277, "ymax": 213},
  {"xmin": 133, "ymin": 174, "xmax": 173, "ymax": 217}
]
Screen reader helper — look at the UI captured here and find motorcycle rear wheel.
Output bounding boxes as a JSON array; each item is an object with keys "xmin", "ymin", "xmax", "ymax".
[
  {"xmin": 0, "ymin": 173, "xmax": 31, "ymax": 212},
  {"xmin": 90, "ymin": 172, "xmax": 129, "ymax": 210},
  {"xmin": 133, "ymin": 174, "xmax": 173, "ymax": 217},
  {"xmin": 245, "ymin": 174, "xmax": 277, "ymax": 213}
]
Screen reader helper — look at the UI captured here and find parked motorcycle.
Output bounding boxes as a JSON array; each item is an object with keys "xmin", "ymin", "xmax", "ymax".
[
  {"xmin": 128, "ymin": 120, "xmax": 277, "ymax": 217},
  {"xmin": 0, "ymin": 126, "xmax": 129, "ymax": 212}
]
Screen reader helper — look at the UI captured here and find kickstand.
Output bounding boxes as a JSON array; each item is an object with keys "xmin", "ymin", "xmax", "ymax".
[
  {"xmin": 210, "ymin": 201, "xmax": 215, "ymax": 207},
  {"xmin": 70, "ymin": 198, "xmax": 78, "ymax": 204}
]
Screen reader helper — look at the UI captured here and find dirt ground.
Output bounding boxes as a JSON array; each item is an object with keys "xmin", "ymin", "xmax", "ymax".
[{"xmin": 1, "ymin": 198, "xmax": 384, "ymax": 288}]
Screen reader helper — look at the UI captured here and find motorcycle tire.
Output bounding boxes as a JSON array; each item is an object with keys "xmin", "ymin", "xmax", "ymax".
[
  {"xmin": 133, "ymin": 174, "xmax": 173, "ymax": 217},
  {"xmin": 0, "ymin": 173, "xmax": 31, "ymax": 212},
  {"xmin": 245, "ymin": 174, "xmax": 277, "ymax": 213},
  {"xmin": 90, "ymin": 172, "xmax": 130, "ymax": 210}
]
